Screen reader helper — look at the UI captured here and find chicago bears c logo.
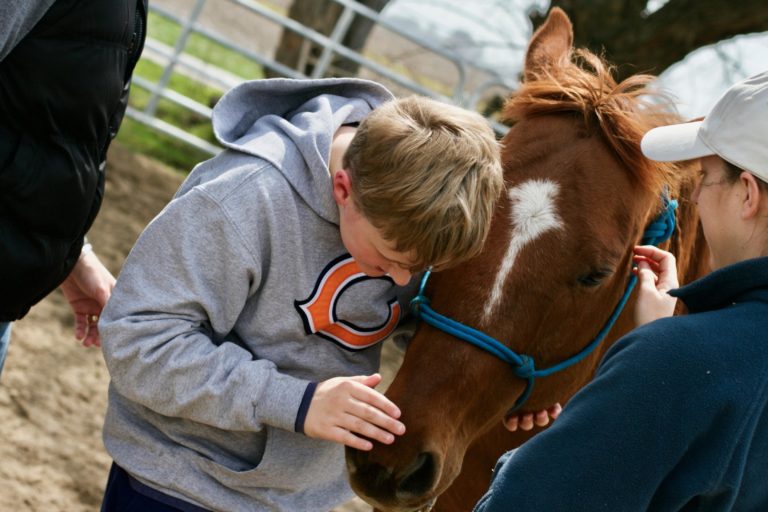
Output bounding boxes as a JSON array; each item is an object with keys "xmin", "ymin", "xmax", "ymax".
[{"xmin": 295, "ymin": 254, "xmax": 400, "ymax": 350}]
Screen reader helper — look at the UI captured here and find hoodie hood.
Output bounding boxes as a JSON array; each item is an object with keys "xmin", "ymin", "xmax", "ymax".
[{"xmin": 211, "ymin": 78, "xmax": 395, "ymax": 223}]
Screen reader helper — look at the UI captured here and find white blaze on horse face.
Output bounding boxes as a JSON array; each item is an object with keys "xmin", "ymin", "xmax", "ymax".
[{"xmin": 483, "ymin": 179, "xmax": 564, "ymax": 321}]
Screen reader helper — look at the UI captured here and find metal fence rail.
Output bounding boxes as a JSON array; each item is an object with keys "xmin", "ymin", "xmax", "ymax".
[{"xmin": 130, "ymin": 0, "xmax": 515, "ymax": 156}]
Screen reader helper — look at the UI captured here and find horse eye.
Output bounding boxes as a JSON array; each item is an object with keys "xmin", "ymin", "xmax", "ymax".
[{"xmin": 577, "ymin": 269, "xmax": 613, "ymax": 287}]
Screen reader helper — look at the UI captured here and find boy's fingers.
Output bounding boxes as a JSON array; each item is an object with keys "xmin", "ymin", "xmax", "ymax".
[
  {"xmin": 343, "ymin": 413, "xmax": 397, "ymax": 445},
  {"xmin": 350, "ymin": 373, "xmax": 383, "ymax": 388},
  {"xmin": 336, "ymin": 427, "xmax": 374, "ymax": 451},
  {"xmin": 350, "ymin": 399, "xmax": 405, "ymax": 435},
  {"xmin": 352, "ymin": 385, "xmax": 401, "ymax": 419}
]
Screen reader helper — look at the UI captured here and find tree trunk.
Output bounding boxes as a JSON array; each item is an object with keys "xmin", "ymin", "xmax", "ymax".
[{"xmin": 269, "ymin": 0, "xmax": 390, "ymax": 78}]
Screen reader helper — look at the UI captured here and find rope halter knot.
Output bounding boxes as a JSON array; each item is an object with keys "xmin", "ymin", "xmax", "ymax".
[
  {"xmin": 512, "ymin": 354, "xmax": 536, "ymax": 379},
  {"xmin": 642, "ymin": 194, "xmax": 677, "ymax": 246}
]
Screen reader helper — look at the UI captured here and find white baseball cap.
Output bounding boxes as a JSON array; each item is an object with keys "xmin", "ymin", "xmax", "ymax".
[{"xmin": 641, "ymin": 70, "xmax": 768, "ymax": 183}]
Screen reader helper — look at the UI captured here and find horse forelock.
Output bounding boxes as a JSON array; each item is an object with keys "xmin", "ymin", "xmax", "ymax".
[{"xmin": 503, "ymin": 48, "xmax": 685, "ymax": 199}]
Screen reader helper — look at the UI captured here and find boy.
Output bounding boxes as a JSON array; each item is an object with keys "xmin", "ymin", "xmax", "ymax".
[{"xmin": 99, "ymin": 77, "xmax": 503, "ymax": 511}]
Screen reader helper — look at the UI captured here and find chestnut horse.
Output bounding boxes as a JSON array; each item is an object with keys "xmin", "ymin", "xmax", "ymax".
[{"xmin": 346, "ymin": 8, "xmax": 710, "ymax": 512}]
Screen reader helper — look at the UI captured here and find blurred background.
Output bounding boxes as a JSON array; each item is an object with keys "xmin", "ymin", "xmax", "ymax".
[
  {"xmin": 0, "ymin": 2, "xmax": 766, "ymax": 511},
  {"xmin": 123, "ymin": 0, "xmax": 768, "ymax": 173}
]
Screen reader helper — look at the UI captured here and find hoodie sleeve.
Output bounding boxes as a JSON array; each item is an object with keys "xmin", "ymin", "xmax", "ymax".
[{"xmin": 100, "ymin": 187, "xmax": 309, "ymax": 433}]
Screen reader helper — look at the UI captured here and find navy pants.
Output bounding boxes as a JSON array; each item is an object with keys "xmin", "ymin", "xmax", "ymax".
[{"xmin": 101, "ymin": 463, "xmax": 209, "ymax": 512}]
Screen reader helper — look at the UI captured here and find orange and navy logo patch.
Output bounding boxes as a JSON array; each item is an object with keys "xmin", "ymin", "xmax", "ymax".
[{"xmin": 295, "ymin": 254, "xmax": 400, "ymax": 351}]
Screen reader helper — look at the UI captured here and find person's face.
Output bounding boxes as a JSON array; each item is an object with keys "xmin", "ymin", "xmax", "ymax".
[
  {"xmin": 691, "ymin": 155, "xmax": 742, "ymax": 270},
  {"xmin": 333, "ymin": 170, "xmax": 416, "ymax": 286}
]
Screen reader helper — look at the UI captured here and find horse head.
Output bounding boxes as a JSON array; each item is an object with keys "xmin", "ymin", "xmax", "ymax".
[{"xmin": 346, "ymin": 8, "xmax": 707, "ymax": 511}]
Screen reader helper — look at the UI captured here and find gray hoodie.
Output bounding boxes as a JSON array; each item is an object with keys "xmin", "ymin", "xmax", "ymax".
[{"xmin": 101, "ymin": 78, "xmax": 417, "ymax": 511}]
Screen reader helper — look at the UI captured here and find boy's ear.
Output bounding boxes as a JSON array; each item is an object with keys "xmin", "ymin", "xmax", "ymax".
[{"xmin": 332, "ymin": 169, "xmax": 353, "ymax": 206}]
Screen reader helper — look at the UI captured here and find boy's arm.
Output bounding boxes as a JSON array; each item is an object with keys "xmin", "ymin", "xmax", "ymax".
[{"xmin": 101, "ymin": 190, "xmax": 306, "ymax": 433}]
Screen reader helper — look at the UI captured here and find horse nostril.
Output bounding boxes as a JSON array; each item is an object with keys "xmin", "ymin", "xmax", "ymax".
[
  {"xmin": 346, "ymin": 448, "xmax": 439, "ymax": 506},
  {"xmin": 396, "ymin": 452, "xmax": 436, "ymax": 499},
  {"xmin": 346, "ymin": 447, "xmax": 393, "ymax": 491}
]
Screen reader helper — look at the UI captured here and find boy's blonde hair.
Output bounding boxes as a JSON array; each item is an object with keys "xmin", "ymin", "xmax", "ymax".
[{"xmin": 343, "ymin": 96, "xmax": 504, "ymax": 272}]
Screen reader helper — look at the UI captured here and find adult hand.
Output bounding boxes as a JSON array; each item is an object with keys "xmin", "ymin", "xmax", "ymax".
[
  {"xmin": 632, "ymin": 245, "xmax": 678, "ymax": 327},
  {"xmin": 59, "ymin": 250, "xmax": 115, "ymax": 347},
  {"xmin": 304, "ymin": 373, "xmax": 406, "ymax": 451},
  {"xmin": 503, "ymin": 403, "xmax": 562, "ymax": 432}
]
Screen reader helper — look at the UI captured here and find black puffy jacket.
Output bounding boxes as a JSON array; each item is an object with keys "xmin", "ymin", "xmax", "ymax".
[{"xmin": 0, "ymin": 0, "xmax": 147, "ymax": 320}]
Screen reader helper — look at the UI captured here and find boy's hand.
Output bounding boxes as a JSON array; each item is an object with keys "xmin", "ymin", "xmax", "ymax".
[
  {"xmin": 632, "ymin": 245, "xmax": 679, "ymax": 327},
  {"xmin": 304, "ymin": 373, "xmax": 406, "ymax": 451}
]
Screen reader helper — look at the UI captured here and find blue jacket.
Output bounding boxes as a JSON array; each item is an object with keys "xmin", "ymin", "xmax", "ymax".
[{"xmin": 475, "ymin": 257, "xmax": 768, "ymax": 511}]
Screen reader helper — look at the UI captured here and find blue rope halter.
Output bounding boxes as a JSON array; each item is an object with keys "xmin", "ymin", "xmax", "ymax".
[{"xmin": 409, "ymin": 193, "xmax": 678, "ymax": 411}]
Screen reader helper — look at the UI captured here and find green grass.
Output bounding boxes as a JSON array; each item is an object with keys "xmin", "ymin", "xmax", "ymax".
[
  {"xmin": 148, "ymin": 11, "xmax": 264, "ymax": 81},
  {"xmin": 130, "ymin": 59, "xmax": 219, "ymax": 137},
  {"xmin": 116, "ymin": 11, "xmax": 267, "ymax": 172},
  {"xmin": 115, "ymin": 117, "xmax": 212, "ymax": 172},
  {"xmin": 117, "ymin": 58, "xmax": 221, "ymax": 171}
]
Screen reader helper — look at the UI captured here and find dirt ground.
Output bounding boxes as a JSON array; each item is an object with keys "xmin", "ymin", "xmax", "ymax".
[{"xmin": 0, "ymin": 142, "xmax": 395, "ymax": 511}]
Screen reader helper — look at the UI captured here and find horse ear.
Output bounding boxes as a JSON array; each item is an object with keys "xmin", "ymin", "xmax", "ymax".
[{"xmin": 524, "ymin": 7, "xmax": 574, "ymax": 81}]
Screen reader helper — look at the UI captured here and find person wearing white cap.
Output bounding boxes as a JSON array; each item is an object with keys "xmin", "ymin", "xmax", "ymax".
[
  {"xmin": 475, "ymin": 71, "xmax": 768, "ymax": 511},
  {"xmin": 641, "ymin": 70, "xmax": 768, "ymax": 273}
]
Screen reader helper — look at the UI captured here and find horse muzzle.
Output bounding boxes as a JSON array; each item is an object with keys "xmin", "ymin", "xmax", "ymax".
[{"xmin": 346, "ymin": 447, "xmax": 443, "ymax": 512}]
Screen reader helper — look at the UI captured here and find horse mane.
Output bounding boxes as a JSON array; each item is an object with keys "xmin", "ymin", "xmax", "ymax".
[{"xmin": 503, "ymin": 49, "xmax": 685, "ymax": 195}]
